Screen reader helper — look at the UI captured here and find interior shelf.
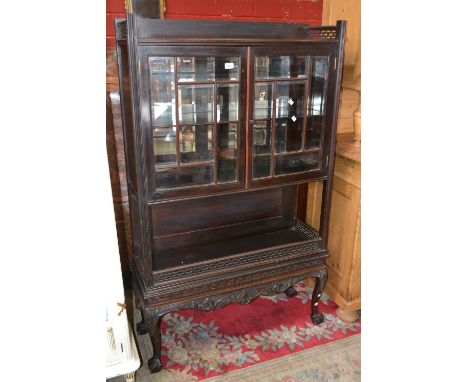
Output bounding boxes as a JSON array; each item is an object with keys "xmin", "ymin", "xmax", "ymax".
[{"xmin": 152, "ymin": 218, "xmax": 319, "ymax": 271}]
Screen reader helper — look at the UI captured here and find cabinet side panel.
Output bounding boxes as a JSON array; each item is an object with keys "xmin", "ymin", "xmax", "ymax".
[
  {"xmin": 116, "ymin": 42, "xmax": 138, "ymax": 192},
  {"xmin": 128, "ymin": 187, "xmax": 143, "ymax": 260}
]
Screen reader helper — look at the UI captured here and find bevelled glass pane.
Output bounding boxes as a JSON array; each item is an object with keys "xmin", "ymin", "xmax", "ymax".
[
  {"xmin": 255, "ymin": 56, "xmax": 307, "ymax": 79},
  {"xmin": 217, "ymin": 84, "xmax": 238, "ymax": 122},
  {"xmin": 253, "ymin": 120, "xmax": 271, "ymax": 155},
  {"xmin": 153, "ymin": 126, "xmax": 177, "ymax": 164},
  {"xmin": 156, "ymin": 164, "xmax": 214, "ymax": 189},
  {"xmin": 275, "ymin": 118, "xmax": 304, "ymax": 153},
  {"xmin": 305, "ymin": 116, "xmax": 323, "ymax": 149},
  {"xmin": 254, "ymin": 83, "xmax": 273, "ymax": 119},
  {"xmin": 149, "ymin": 57, "xmax": 176, "ymax": 126},
  {"xmin": 178, "ymin": 84, "xmax": 214, "ymax": 124},
  {"xmin": 218, "ymin": 123, "xmax": 237, "ymax": 183},
  {"xmin": 308, "ymin": 57, "xmax": 329, "ymax": 116},
  {"xmin": 179, "ymin": 125, "xmax": 213, "ymax": 163},
  {"xmin": 276, "ymin": 81, "xmax": 306, "ymax": 152},
  {"xmin": 275, "ymin": 152, "xmax": 319, "ymax": 175},
  {"xmin": 218, "ymin": 123, "xmax": 238, "ymax": 152},
  {"xmin": 276, "ymin": 81, "xmax": 306, "ymax": 118},
  {"xmin": 253, "ymin": 155, "xmax": 271, "ymax": 179},
  {"xmin": 177, "ymin": 57, "xmax": 239, "ymax": 82}
]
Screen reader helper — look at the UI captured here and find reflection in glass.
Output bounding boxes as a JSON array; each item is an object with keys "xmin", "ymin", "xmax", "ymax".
[
  {"xmin": 305, "ymin": 116, "xmax": 322, "ymax": 148},
  {"xmin": 179, "ymin": 125, "xmax": 213, "ymax": 163},
  {"xmin": 178, "ymin": 84, "xmax": 214, "ymax": 124},
  {"xmin": 217, "ymin": 84, "xmax": 238, "ymax": 122},
  {"xmin": 154, "ymin": 126, "xmax": 176, "ymax": 164},
  {"xmin": 309, "ymin": 57, "xmax": 328, "ymax": 116},
  {"xmin": 255, "ymin": 56, "xmax": 307, "ymax": 79},
  {"xmin": 156, "ymin": 164, "xmax": 214, "ymax": 189},
  {"xmin": 275, "ymin": 152, "xmax": 319, "ymax": 175},
  {"xmin": 276, "ymin": 81, "xmax": 306, "ymax": 118},
  {"xmin": 177, "ymin": 57, "xmax": 239, "ymax": 82},
  {"xmin": 253, "ymin": 155, "xmax": 271, "ymax": 179},
  {"xmin": 253, "ymin": 120, "xmax": 271, "ymax": 154},
  {"xmin": 275, "ymin": 118, "xmax": 303, "ymax": 153},
  {"xmin": 218, "ymin": 123, "xmax": 238, "ymax": 153},
  {"xmin": 218, "ymin": 123, "xmax": 238, "ymax": 183},
  {"xmin": 149, "ymin": 57, "xmax": 175, "ymax": 126},
  {"xmin": 254, "ymin": 83, "xmax": 273, "ymax": 119}
]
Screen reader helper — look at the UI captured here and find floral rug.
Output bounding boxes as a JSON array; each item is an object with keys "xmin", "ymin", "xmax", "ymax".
[{"xmin": 133, "ymin": 281, "xmax": 360, "ymax": 381}]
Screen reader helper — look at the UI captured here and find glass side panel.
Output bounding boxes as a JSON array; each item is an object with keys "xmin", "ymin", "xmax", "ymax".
[
  {"xmin": 179, "ymin": 125, "xmax": 214, "ymax": 163},
  {"xmin": 218, "ymin": 122, "xmax": 238, "ymax": 183},
  {"xmin": 178, "ymin": 84, "xmax": 214, "ymax": 125},
  {"xmin": 253, "ymin": 155, "xmax": 271, "ymax": 179},
  {"xmin": 253, "ymin": 120, "xmax": 272, "ymax": 155},
  {"xmin": 275, "ymin": 152, "xmax": 319, "ymax": 175},
  {"xmin": 306, "ymin": 57, "xmax": 328, "ymax": 149},
  {"xmin": 156, "ymin": 164, "xmax": 214, "ymax": 189},
  {"xmin": 308, "ymin": 57, "xmax": 328, "ymax": 116},
  {"xmin": 153, "ymin": 126, "xmax": 177, "ymax": 165},
  {"xmin": 255, "ymin": 56, "xmax": 307, "ymax": 79},
  {"xmin": 149, "ymin": 57, "xmax": 176, "ymax": 126},
  {"xmin": 254, "ymin": 83, "xmax": 273, "ymax": 119},
  {"xmin": 217, "ymin": 84, "xmax": 239, "ymax": 122},
  {"xmin": 177, "ymin": 57, "xmax": 240, "ymax": 82}
]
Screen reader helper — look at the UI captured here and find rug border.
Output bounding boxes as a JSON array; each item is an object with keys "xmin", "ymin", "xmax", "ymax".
[{"xmin": 202, "ymin": 333, "xmax": 361, "ymax": 381}]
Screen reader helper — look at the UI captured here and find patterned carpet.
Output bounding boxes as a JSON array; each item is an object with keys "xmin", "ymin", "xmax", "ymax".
[{"xmin": 111, "ymin": 281, "xmax": 360, "ymax": 381}]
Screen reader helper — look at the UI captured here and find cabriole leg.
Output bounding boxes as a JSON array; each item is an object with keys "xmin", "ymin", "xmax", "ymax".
[
  {"xmin": 310, "ymin": 268, "xmax": 328, "ymax": 325},
  {"xmin": 147, "ymin": 315, "xmax": 163, "ymax": 373}
]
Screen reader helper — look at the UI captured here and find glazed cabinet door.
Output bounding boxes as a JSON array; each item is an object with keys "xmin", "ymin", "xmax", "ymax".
[
  {"xmin": 138, "ymin": 46, "xmax": 247, "ymax": 200},
  {"xmin": 247, "ymin": 46, "xmax": 336, "ymax": 188}
]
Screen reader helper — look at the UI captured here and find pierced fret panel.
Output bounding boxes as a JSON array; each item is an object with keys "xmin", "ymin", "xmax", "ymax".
[{"xmin": 307, "ymin": 28, "xmax": 337, "ymax": 40}]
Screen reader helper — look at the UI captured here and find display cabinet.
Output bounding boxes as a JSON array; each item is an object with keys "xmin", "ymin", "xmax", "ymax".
[{"xmin": 115, "ymin": 5, "xmax": 345, "ymax": 372}]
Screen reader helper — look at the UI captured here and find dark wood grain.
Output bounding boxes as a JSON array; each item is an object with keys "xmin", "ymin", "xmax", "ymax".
[{"xmin": 116, "ymin": 16, "xmax": 346, "ymax": 372}]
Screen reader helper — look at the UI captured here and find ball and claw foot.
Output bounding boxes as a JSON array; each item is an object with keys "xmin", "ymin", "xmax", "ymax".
[
  {"xmin": 148, "ymin": 356, "xmax": 163, "ymax": 373},
  {"xmin": 310, "ymin": 311, "xmax": 325, "ymax": 325},
  {"xmin": 284, "ymin": 286, "xmax": 298, "ymax": 297},
  {"xmin": 136, "ymin": 321, "xmax": 148, "ymax": 335}
]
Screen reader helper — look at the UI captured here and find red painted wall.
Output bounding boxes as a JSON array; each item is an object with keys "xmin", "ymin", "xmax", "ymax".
[
  {"xmin": 107, "ymin": 0, "xmax": 323, "ymax": 47},
  {"xmin": 106, "ymin": 0, "xmax": 126, "ymax": 47}
]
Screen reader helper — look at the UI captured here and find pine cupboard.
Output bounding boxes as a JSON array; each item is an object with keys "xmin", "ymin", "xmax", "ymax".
[{"xmin": 115, "ymin": 3, "xmax": 346, "ymax": 372}]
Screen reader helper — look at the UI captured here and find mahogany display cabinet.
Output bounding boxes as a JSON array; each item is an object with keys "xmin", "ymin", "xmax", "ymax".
[{"xmin": 115, "ymin": 7, "xmax": 346, "ymax": 372}]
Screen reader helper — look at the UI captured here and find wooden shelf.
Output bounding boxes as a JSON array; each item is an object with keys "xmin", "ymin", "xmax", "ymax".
[{"xmin": 153, "ymin": 218, "xmax": 319, "ymax": 271}]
